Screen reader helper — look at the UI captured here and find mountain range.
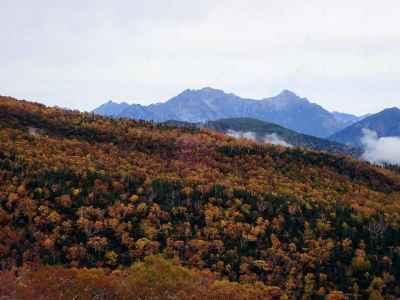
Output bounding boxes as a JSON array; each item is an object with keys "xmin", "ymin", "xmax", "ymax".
[{"xmin": 94, "ymin": 88, "xmax": 365, "ymax": 138}]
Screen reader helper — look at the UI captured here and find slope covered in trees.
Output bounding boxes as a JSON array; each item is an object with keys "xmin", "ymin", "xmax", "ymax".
[{"xmin": 1, "ymin": 96, "xmax": 400, "ymax": 299}]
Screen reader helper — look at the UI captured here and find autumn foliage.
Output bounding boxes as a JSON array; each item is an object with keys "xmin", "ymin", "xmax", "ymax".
[{"xmin": 0, "ymin": 96, "xmax": 400, "ymax": 299}]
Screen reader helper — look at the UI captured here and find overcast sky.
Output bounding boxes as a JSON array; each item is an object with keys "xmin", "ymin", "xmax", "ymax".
[{"xmin": 1, "ymin": 0, "xmax": 399, "ymax": 115}]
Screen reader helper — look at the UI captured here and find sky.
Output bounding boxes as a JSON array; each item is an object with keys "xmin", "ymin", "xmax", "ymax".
[{"xmin": 1, "ymin": 0, "xmax": 399, "ymax": 115}]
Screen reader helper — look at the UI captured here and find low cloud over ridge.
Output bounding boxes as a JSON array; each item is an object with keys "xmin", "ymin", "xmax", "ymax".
[
  {"xmin": 227, "ymin": 130, "xmax": 292, "ymax": 147},
  {"xmin": 361, "ymin": 128, "xmax": 400, "ymax": 165}
]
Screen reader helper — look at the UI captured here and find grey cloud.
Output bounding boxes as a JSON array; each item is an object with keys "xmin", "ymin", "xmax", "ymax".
[
  {"xmin": 1, "ymin": 0, "xmax": 400, "ymax": 114},
  {"xmin": 263, "ymin": 134, "xmax": 292, "ymax": 148},
  {"xmin": 361, "ymin": 129, "xmax": 400, "ymax": 165},
  {"xmin": 227, "ymin": 130, "xmax": 292, "ymax": 147}
]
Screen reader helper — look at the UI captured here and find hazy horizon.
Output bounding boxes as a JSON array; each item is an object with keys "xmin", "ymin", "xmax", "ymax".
[{"xmin": 1, "ymin": 0, "xmax": 400, "ymax": 115}]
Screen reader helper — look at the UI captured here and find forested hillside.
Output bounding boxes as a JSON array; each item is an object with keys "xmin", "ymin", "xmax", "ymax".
[{"xmin": 1, "ymin": 96, "xmax": 400, "ymax": 299}]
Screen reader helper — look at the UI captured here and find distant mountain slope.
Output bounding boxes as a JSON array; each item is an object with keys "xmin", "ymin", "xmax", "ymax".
[
  {"xmin": 93, "ymin": 100, "xmax": 131, "ymax": 117},
  {"xmin": 332, "ymin": 111, "xmax": 368, "ymax": 127},
  {"xmin": 93, "ymin": 88, "xmax": 359, "ymax": 138},
  {"xmin": 200, "ymin": 118, "xmax": 360, "ymax": 156},
  {"xmin": 329, "ymin": 107, "xmax": 400, "ymax": 147}
]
